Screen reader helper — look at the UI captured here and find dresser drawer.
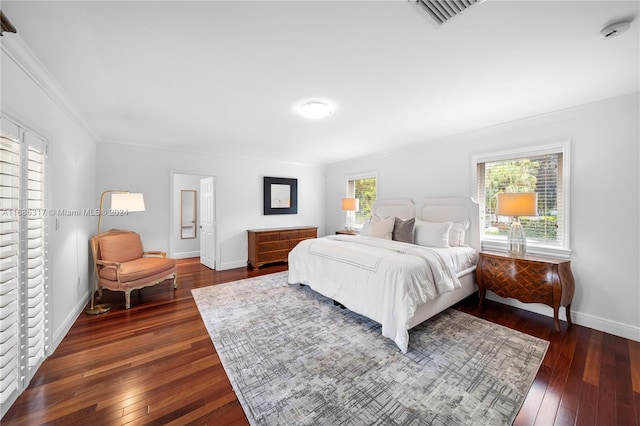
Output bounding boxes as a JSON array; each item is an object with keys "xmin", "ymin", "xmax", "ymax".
[
  {"xmin": 259, "ymin": 240, "xmax": 289, "ymax": 252},
  {"xmin": 297, "ymin": 229, "xmax": 317, "ymax": 238},
  {"xmin": 480, "ymin": 257, "xmax": 554, "ymax": 304},
  {"xmin": 279, "ymin": 230, "xmax": 299, "ymax": 240},
  {"xmin": 256, "ymin": 232, "xmax": 281, "ymax": 243},
  {"xmin": 257, "ymin": 250, "xmax": 289, "ymax": 263}
]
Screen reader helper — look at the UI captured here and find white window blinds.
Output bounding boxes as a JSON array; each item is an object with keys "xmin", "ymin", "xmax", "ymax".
[
  {"xmin": 0, "ymin": 117, "xmax": 48, "ymax": 416},
  {"xmin": 479, "ymin": 153, "xmax": 563, "ymax": 245},
  {"xmin": 474, "ymin": 141, "xmax": 571, "ymax": 257}
]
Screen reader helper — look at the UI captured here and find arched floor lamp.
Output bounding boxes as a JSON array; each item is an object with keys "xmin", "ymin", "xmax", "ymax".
[{"xmin": 86, "ymin": 190, "xmax": 145, "ymax": 315}]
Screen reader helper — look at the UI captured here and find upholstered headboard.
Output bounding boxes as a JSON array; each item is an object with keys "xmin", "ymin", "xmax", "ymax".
[
  {"xmin": 370, "ymin": 199, "xmax": 415, "ymax": 220},
  {"xmin": 370, "ymin": 197, "xmax": 480, "ymax": 251},
  {"xmin": 415, "ymin": 197, "xmax": 480, "ymax": 251}
]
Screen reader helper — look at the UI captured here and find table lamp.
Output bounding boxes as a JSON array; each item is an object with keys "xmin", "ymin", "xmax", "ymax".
[
  {"xmin": 496, "ymin": 192, "xmax": 537, "ymax": 256},
  {"xmin": 341, "ymin": 198, "xmax": 359, "ymax": 232}
]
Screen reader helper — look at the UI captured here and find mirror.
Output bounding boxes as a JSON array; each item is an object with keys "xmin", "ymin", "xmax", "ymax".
[{"xmin": 181, "ymin": 190, "xmax": 197, "ymax": 239}]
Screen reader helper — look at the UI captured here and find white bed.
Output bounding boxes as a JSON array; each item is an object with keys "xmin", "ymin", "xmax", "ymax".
[{"xmin": 288, "ymin": 197, "xmax": 480, "ymax": 353}]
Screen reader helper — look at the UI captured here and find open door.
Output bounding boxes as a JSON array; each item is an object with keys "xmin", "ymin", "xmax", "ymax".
[{"xmin": 199, "ymin": 177, "xmax": 215, "ymax": 269}]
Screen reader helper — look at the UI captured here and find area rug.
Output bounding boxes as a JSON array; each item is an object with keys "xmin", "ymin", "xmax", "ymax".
[{"xmin": 192, "ymin": 272, "xmax": 548, "ymax": 425}]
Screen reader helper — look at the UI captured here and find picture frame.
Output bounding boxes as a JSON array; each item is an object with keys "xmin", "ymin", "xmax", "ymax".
[{"xmin": 263, "ymin": 176, "xmax": 298, "ymax": 215}]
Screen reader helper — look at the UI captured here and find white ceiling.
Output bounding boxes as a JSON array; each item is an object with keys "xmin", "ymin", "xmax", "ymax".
[{"xmin": 3, "ymin": 1, "xmax": 639, "ymax": 165}]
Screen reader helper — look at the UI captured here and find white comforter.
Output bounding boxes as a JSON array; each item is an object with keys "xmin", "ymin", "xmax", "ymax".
[{"xmin": 287, "ymin": 235, "xmax": 476, "ymax": 353}]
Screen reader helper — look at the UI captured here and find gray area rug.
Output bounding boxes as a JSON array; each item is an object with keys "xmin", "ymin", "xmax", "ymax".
[{"xmin": 192, "ymin": 271, "xmax": 548, "ymax": 425}]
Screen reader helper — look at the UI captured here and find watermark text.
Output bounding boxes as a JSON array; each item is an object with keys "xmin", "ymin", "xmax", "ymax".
[{"xmin": 0, "ymin": 208, "xmax": 130, "ymax": 217}]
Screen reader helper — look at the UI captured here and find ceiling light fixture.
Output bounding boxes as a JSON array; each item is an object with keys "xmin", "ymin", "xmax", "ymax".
[
  {"xmin": 299, "ymin": 102, "xmax": 332, "ymax": 119},
  {"xmin": 600, "ymin": 20, "xmax": 632, "ymax": 39}
]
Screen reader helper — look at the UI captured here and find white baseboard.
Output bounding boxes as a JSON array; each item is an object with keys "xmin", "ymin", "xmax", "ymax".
[
  {"xmin": 51, "ymin": 290, "xmax": 89, "ymax": 354},
  {"xmin": 218, "ymin": 259, "xmax": 249, "ymax": 271},
  {"xmin": 173, "ymin": 251, "xmax": 200, "ymax": 259},
  {"xmin": 486, "ymin": 294, "xmax": 640, "ymax": 342}
]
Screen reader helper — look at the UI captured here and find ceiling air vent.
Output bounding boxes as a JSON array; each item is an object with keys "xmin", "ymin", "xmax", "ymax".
[
  {"xmin": 417, "ymin": 0, "xmax": 482, "ymax": 25},
  {"xmin": 1, "ymin": 11, "xmax": 17, "ymax": 36}
]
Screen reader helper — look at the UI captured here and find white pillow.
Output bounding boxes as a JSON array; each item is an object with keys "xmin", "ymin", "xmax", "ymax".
[
  {"xmin": 449, "ymin": 220, "xmax": 470, "ymax": 247},
  {"xmin": 361, "ymin": 215, "xmax": 395, "ymax": 240},
  {"xmin": 414, "ymin": 220, "xmax": 452, "ymax": 248}
]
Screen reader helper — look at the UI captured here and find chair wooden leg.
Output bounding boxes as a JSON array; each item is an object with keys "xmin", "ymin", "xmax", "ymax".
[
  {"xmin": 173, "ymin": 273, "xmax": 178, "ymax": 289},
  {"xmin": 124, "ymin": 290, "xmax": 131, "ymax": 309}
]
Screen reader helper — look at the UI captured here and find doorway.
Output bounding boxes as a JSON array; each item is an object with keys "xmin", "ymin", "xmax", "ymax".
[
  {"xmin": 199, "ymin": 177, "xmax": 215, "ymax": 269},
  {"xmin": 169, "ymin": 171, "xmax": 216, "ymax": 269}
]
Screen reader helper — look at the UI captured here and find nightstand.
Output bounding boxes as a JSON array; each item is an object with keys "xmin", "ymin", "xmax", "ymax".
[
  {"xmin": 335, "ymin": 230, "xmax": 358, "ymax": 235},
  {"xmin": 476, "ymin": 251, "xmax": 575, "ymax": 332}
]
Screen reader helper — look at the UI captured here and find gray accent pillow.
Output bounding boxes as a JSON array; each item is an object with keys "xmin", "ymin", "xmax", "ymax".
[{"xmin": 393, "ymin": 217, "xmax": 415, "ymax": 243}]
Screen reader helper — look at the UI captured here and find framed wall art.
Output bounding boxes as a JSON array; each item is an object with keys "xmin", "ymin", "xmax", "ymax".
[{"xmin": 263, "ymin": 176, "xmax": 297, "ymax": 215}]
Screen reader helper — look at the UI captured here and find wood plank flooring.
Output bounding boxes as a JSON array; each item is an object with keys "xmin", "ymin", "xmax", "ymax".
[{"xmin": 2, "ymin": 258, "xmax": 639, "ymax": 425}]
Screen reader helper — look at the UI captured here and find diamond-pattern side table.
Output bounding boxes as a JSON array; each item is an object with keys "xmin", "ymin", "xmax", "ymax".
[{"xmin": 476, "ymin": 251, "xmax": 575, "ymax": 332}]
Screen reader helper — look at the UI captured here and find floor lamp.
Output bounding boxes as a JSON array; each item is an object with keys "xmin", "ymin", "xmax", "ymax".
[
  {"xmin": 496, "ymin": 192, "xmax": 537, "ymax": 257},
  {"xmin": 87, "ymin": 190, "xmax": 146, "ymax": 315}
]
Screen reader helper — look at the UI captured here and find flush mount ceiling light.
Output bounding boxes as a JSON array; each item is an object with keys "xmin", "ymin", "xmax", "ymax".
[
  {"xmin": 600, "ymin": 20, "xmax": 632, "ymax": 39},
  {"xmin": 299, "ymin": 102, "xmax": 332, "ymax": 119}
]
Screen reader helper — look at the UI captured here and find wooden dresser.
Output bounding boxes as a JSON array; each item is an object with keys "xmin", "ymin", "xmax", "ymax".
[
  {"xmin": 247, "ymin": 226, "xmax": 317, "ymax": 270},
  {"xmin": 476, "ymin": 251, "xmax": 575, "ymax": 332}
]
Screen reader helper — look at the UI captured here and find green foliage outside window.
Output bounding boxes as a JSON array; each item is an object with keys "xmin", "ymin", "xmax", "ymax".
[
  {"xmin": 483, "ymin": 155, "xmax": 559, "ymax": 242},
  {"xmin": 353, "ymin": 177, "xmax": 376, "ymax": 225}
]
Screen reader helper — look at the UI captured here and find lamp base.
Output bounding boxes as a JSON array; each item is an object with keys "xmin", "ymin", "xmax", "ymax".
[
  {"xmin": 86, "ymin": 303, "xmax": 112, "ymax": 315},
  {"xmin": 507, "ymin": 218, "xmax": 527, "ymax": 257},
  {"xmin": 345, "ymin": 213, "xmax": 355, "ymax": 233}
]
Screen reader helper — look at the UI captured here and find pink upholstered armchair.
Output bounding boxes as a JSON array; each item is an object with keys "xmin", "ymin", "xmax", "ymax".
[{"xmin": 91, "ymin": 229, "xmax": 177, "ymax": 309}]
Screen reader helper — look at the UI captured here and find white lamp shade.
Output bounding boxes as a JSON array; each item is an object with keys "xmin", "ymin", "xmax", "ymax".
[
  {"xmin": 111, "ymin": 193, "xmax": 145, "ymax": 212},
  {"xmin": 341, "ymin": 198, "xmax": 359, "ymax": 212},
  {"xmin": 496, "ymin": 193, "xmax": 537, "ymax": 217}
]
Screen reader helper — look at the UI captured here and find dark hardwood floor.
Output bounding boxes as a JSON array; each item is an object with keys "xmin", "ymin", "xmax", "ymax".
[{"xmin": 3, "ymin": 258, "xmax": 639, "ymax": 425}]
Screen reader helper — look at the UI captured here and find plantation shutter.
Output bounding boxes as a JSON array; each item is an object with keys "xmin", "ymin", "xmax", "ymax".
[
  {"xmin": 22, "ymin": 132, "xmax": 47, "ymax": 378},
  {"xmin": 0, "ymin": 124, "xmax": 21, "ymax": 407},
  {"xmin": 0, "ymin": 117, "xmax": 48, "ymax": 416}
]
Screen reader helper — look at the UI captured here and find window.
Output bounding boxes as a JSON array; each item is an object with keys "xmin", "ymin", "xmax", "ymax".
[
  {"xmin": 473, "ymin": 142, "xmax": 570, "ymax": 257},
  {"xmin": 0, "ymin": 116, "xmax": 48, "ymax": 415},
  {"xmin": 346, "ymin": 173, "xmax": 377, "ymax": 228}
]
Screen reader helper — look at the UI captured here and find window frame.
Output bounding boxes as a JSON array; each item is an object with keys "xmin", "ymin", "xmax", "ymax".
[
  {"xmin": 345, "ymin": 171, "xmax": 378, "ymax": 230},
  {"xmin": 472, "ymin": 141, "xmax": 571, "ymax": 259}
]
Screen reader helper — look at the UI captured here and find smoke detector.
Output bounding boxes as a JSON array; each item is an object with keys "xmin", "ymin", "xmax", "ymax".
[{"xmin": 600, "ymin": 21, "xmax": 632, "ymax": 39}]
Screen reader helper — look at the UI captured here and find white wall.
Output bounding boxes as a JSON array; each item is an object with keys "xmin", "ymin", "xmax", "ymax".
[
  {"xmin": 1, "ymin": 37, "xmax": 97, "ymax": 350},
  {"xmin": 326, "ymin": 93, "xmax": 640, "ymax": 341},
  {"xmin": 96, "ymin": 143, "xmax": 326, "ymax": 270}
]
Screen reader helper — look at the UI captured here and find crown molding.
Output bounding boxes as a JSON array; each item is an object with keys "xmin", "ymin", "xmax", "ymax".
[
  {"xmin": 1, "ymin": 34, "xmax": 99, "ymax": 141},
  {"xmin": 99, "ymin": 139, "xmax": 324, "ymax": 167}
]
